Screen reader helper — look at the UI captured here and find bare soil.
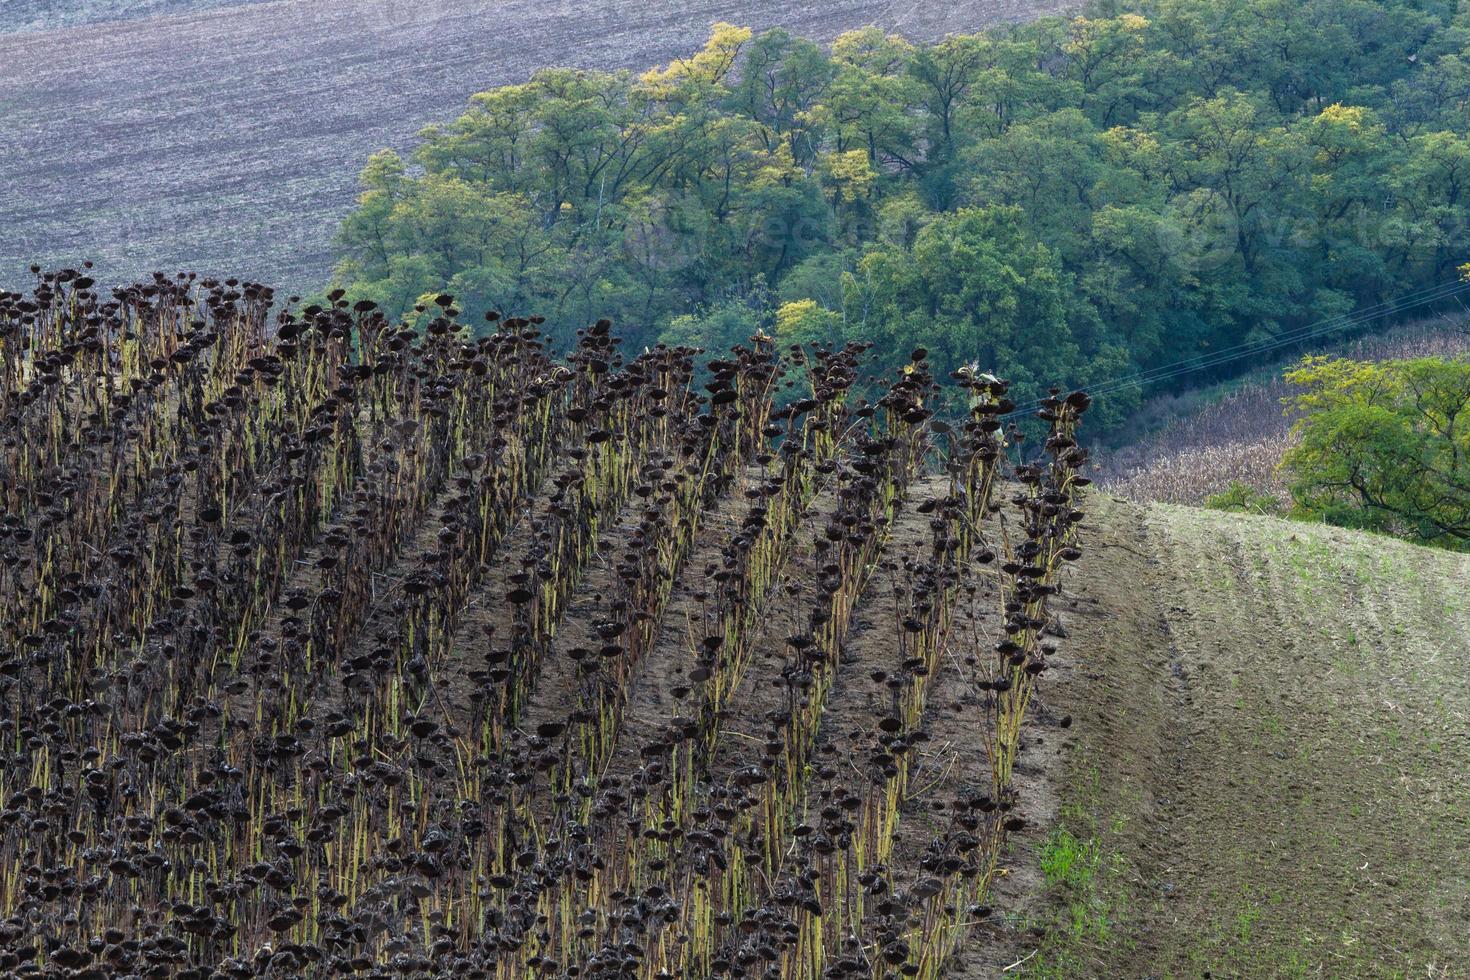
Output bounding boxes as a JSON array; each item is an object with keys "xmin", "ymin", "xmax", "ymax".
[
  {"xmin": 595, "ymin": 483, "xmax": 758, "ymax": 782},
  {"xmin": 1, "ymin": 0, "xmax": 267, "ymax": 33},
  {"xmin": 0, "ymin": 0, "xmax": 1072, "ymax": 290},
  {"xmin": 175, "ymin": 438, "xmax": 1470, "ymax": 979},
  {"xmin": 1003, "ymin": 495, "xmax": 1470, "ymax": 979}
]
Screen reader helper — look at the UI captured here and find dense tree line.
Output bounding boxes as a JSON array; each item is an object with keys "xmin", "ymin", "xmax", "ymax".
[
  {"xmin": 1282, "ymin": 351, "xmax": 1470, "ymax": 549},
  {"xmin": 334, "ymin": 0, "xmax": 1470, "ymax": 425}
]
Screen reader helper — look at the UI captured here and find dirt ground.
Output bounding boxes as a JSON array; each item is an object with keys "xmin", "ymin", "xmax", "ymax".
[
  {"xmin": 398, "ymin": 471, "xmax": 1470, "ymax": 979},
  {"xmin": 160, "ymin": 437, "xmax": 1470, "ymax": 978},
  {"xmin": 983, "ymin": 495, "xmax": 1470, "ymax": 979},
  {"xmin": 0, "ymin": 0, "xmax": 1072, "ymax": 290}
]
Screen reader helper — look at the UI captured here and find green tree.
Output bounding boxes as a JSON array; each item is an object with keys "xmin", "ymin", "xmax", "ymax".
[
  {"xmin": 728, "ymin": 29, "xmax": 834, "ymax": 165},
  {"xmin": 775, "ymin": 298, "xmax": 843, "ymax": 347},
  {"xmin": 964, "ymin": 108, "xmax": 1104, "ymax": 257},
  {"xmin": 330, "ymin": 5, "xmax": 1470, "ymax": 434},
  {"xmin": 660, "ymin": 283, "xmax": 772, "ymax": 353},
  {"xmin": 1283, "ymin": 355, "xmax": 1470, "ymax": 548},
  {"xmin": 1389, "ymin": 130, "xmax": 1470, "ymax": 280},
  {"xmin": 1064, "ymin": 13, "xmax": 1153, "ymax": 126},
  {"xmin": 844, "ymin": 207, "xmax": 1084, "ymax": 407},
  {"xmin": 820, "ymin": 28, "xmax": 920, "ymax": 168}
]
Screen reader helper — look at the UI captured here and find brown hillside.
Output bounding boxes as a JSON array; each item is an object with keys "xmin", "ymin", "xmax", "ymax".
[{"xmin": 979, "ymin": 496, "xmax": 1470, "ymax": 978}]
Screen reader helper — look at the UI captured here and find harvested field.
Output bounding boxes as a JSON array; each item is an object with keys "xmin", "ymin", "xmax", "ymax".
[
  {"xmin": 980, "ymin": 496, "xmax": 1470, "ymax": 978},
  {"xmin": 0, "ymin": 0, "xmax": 1071, "ymax": 290}
]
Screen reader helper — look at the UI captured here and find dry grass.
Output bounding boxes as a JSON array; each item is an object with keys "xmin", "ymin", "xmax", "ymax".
[
  {"xmin": 1021, "ymin": 495, "xmax": 1470, "ymax": 978},
  {"xmin": 1105, "ymin": 434, "xmax": 1297, "ymax": 508},
  {"xmin": 1099, "ymin": 317, "xmax": 1470, "ymax": 506}
]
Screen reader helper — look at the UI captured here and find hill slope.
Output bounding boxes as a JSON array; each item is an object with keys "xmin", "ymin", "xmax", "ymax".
[
  {"xmin": 997, "ymin": 498, "xmax": 1470, "ymax": 978},
  {"xmin": 1096, "ymin": 319, "xmax": 1470, "ymax": 509},
  {"xmin": 0, "ymin": 0, "xmax": 267, "ymax": 33},
  {"xmin": 0, "ymin": 0, "xmax": 1067, "ymax": 290}
]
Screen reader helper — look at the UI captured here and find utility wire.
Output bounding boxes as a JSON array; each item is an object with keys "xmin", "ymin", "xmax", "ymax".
[
  {"xmin": 1000, "ymin": 278, "xmax": 1470, "ymax": 421},
  {"xmin": 1080, "ymin": 279, "xmax": 1470, "ymax": 400}
]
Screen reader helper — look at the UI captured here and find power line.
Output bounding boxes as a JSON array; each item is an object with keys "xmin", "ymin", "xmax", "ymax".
[
  {"xmin": 1085, "ymin": 279, "xmax": 1470, "ymax": 397},
  {"xmin": 1099, "ymin": 279, "xmax": 1469, "ymax": 394},
  {"xmin": 1001, "ymin": 278, "xmax": 1470, "ymax": 421},
  {"xmin": 1076, "ymin": 281, "xmax": 1468, "ymax": 403}
]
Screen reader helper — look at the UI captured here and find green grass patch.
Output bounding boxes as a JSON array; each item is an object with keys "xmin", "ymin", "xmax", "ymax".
[{"xmin": 1022, "ymin": 764, "xmax": 1137, "ymax": 978}]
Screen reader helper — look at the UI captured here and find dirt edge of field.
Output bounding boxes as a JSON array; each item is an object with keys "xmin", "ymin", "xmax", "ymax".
[{"xmin": 961, "ymin": 495, "xmax": 1470, "ymax": 979}]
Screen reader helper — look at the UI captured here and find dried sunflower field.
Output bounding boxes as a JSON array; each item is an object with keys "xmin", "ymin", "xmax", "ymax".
[{"xmin": 0, "ymin": 266, "xmax": 1090, "ymax": 979}]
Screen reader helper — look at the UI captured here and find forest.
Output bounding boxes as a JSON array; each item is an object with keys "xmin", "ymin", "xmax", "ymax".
[{"xmin": 333, "ymin": 0, "xmax": 1470, "ymax": 428}]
